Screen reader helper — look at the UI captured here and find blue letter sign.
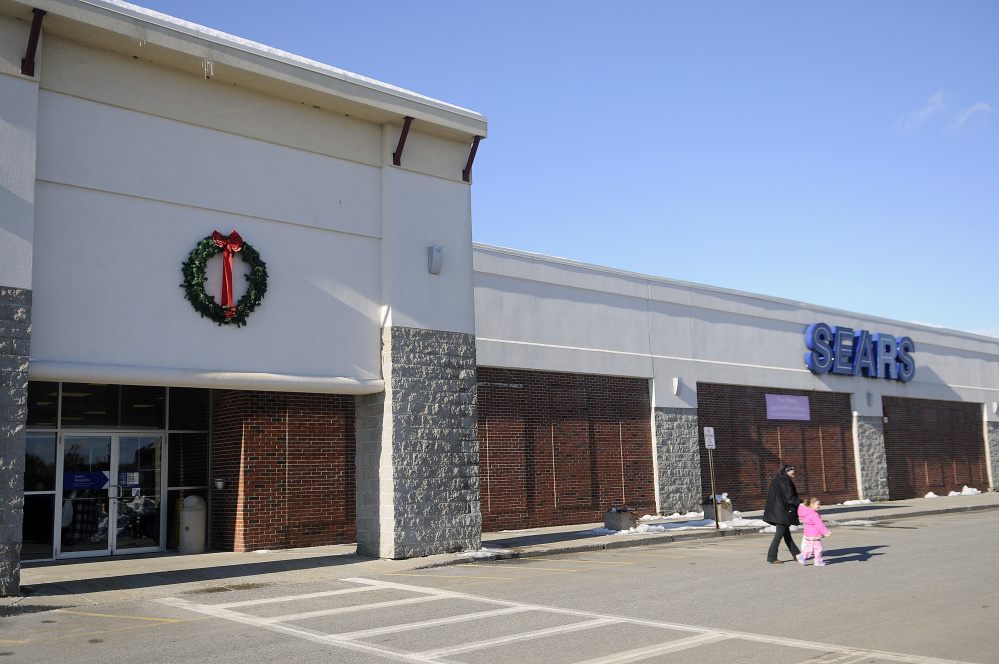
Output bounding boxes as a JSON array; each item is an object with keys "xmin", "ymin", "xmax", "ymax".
[{"xmin": 804, "ymin": 323, "xmax": 914, "ymax": 382}]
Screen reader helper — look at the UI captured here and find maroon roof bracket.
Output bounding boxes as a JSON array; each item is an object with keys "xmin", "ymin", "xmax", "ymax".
[
  {"xmin": 21, "ymin": 8, "xmax": 46, "ymax": 77},
  {"xmin": 462, "ymin": 135, "xmax": 483, "ymax": 183},
  {"xmin": 392, "ymin": 116, "xmax": 414, "ymax": 166}
]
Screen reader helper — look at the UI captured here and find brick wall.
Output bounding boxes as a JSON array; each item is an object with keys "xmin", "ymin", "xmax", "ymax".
[
  {"xmin": 883, "ymin": 397, "xmax": 987, "ymax": 499},
  {"xmin": 696, "ymin": 384, "xmax": 857, "ymax": 511},
  {"xmin": 477, "ymin": 367, "xmax": 654, "ymax": 531},
  {"xmin": 211, "ymin": 390, "xmax": 355, "ymax": 551}
]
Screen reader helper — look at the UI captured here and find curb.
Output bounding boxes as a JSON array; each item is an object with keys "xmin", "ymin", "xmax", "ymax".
[{"xmin": 422, "ymin": 501, "xmax": 999, "ymax": 569}]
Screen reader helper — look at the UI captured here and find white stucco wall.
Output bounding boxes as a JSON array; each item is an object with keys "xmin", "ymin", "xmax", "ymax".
[
  {"xmin": 473, "ymin": 245, "xmax": 999, "ymax": 421},
  {"xmin": 15, "ymin": 11, "xmax": 482, "ymax": 392},
  {"xmin": 0, "ymin": 15, "xmax": 38, "ymax": 290},
  {"xmin": 379, "ymin": 164, "xmax": 476, "ymax": 336}
]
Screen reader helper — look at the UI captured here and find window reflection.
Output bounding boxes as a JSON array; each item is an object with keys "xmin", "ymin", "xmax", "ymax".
[{"xmin": 24, "ymin": 433, "xmax": 57, "ymax": 492}]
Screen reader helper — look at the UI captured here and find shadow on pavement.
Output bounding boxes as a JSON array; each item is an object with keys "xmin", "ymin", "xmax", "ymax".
[
  {"xmin": 20, "ymin": 552, "xmax": 376, "ymax": 597},
  {"xmin": 485, "ymin": 529, "xmax": 604, "ymax": 549},
  {"xmin": 822, "ymin": 545, "xmax": 888, "ymax": 564}
]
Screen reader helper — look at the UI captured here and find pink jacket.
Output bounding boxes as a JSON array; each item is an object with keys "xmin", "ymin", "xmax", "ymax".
[{"xmin": 797, "ymin": 504, "xmax": 831, "ymax": 538}]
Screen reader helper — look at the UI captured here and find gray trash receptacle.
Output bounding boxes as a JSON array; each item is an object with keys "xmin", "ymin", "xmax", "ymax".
[{"xmin": 179, "ymin": 495, "xmax": 207, "ymax": 554}]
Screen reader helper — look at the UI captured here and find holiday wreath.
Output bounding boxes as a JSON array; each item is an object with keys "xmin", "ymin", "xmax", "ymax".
[{"xmin": 181, "ymin": 231, "xmax": 267, "ymax": 327}]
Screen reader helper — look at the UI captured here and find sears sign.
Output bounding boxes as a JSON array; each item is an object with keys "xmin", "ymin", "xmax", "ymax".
[{"xmin": 804, "ymin": 323, "xmax": 915, "ymax": 382}]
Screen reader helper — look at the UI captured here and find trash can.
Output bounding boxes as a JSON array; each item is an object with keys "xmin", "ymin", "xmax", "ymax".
[{"xmin": 179, "ymin": 495, "xmax": 207, "ymax": 554}]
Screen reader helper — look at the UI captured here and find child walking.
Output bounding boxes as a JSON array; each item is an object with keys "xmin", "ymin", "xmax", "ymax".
[{"xmin": 797, "ymin": 497, "xmax": 831, "ymax": 566}]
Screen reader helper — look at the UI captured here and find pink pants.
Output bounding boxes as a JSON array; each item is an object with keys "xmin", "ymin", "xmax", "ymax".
[{"xmin": 801, "ymin": 538, "xmax": 824, "ymax": 564}]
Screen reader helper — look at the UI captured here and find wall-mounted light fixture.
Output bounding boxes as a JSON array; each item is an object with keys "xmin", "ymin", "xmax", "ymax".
[
  {"xmin": 213, "ymin": 478, "xmax": 228, "ymax": 490},
  {"xmin": 866, "ymin": 392, "xmax": 873, "ymax": 408},
  {"xmin": 428, "ymin": 245, "xmax": 443, "ymax": 275},
  {"xmin": 672, "ymin": 377, "xmax": 682, "ymax": 396},
  {"xmin": 993, "ymin": 402, "xmax": 998, "ymax": 415}
]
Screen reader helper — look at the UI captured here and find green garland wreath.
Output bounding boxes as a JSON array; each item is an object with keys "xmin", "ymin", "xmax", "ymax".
[{"xmin": 180, "ymin": 235, "xmax": 268, "ymax": 327}]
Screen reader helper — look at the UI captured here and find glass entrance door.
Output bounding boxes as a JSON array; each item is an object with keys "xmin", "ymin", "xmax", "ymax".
[{"xmin": 59, "ymin": 435, "xmax": 164, "ymax": 558}]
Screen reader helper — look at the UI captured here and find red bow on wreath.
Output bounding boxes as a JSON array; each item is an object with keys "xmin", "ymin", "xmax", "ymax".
[{"xmin": 212, "ymin": 230, "xmax": 243, "ymax": 307}]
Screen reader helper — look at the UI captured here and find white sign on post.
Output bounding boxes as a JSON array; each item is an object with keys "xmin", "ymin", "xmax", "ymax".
[{"xmin": 704, "ymin": 427, "xmax": 716, "ymax": 449}]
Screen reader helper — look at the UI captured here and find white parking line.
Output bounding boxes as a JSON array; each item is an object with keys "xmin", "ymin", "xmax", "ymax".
[
  {"xmin": 214, "ymin": 585, "xmax": 379, "ymax": 609},
  {"xmin": 260, "ymin": 594, "xmax": 447, "ymax": 624},
  {"xmin": 415, "ymin": 617, "xmax": 618, "ymax": 658},
  {"xmin": 573, "ymin": 632, "xmax": 732, "ymax": 664},
  {"xmin": 161, "ymin": 578, "xmax": 979, "ymax": 664},
  {"xmin": 333, "ymin": 605, "xmax": 529, "ymax": 641}
]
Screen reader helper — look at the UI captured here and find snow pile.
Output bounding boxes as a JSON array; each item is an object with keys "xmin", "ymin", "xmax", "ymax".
[
  {"xmin": 841, "ymin": 499, "xmax": 872, "ymax": 505},
  {"xmin": 460, "ymin": 546, "xmax": 513, "ymax": 559},
  {"xmin": 949, "ymin": 486, "xmax": 981, "ymax": 496},
  {"xmin": 925, "ymin": 492, "xmax": 939, "ymax": 498},
  {"xmin": 660, "ymin": 511, "xmax": 705, "ymax": 519},
  {"xmin": 593, "ymin": 515, "xmax": 771, "ymax": 535}
]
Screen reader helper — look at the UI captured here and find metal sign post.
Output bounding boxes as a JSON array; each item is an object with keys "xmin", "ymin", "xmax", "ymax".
[{"xmin": 704, "ymin": 427, "xmax": 719, "ymax": 529}]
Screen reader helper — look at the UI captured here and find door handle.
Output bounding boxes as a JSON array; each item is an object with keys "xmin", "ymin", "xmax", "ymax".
[{"xmin": 109, "ymin": 485, "xmax": 123, "ymax": 498}]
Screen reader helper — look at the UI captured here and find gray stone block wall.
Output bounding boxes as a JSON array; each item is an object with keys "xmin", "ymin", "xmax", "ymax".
[
  {"xmin": 987, "ymin": 421, "xmax": 999, "ymax": 492},
  {"xmin": 355, "ymin": 326, "xmax": 479, "ymax": 559},
  {"xmin": 653, "ymin": 407, "xmax": 702, "ymax": 514},
  {"xmin": 855, "ymin": 415, "xmax": 889, "ymax": 501},
  {"xmin": 0, "ymin": 287, "xmax": 30, "ymax": 596}
]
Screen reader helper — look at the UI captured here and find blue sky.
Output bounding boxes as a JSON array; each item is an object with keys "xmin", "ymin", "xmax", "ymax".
[{"xmin": 133, "ymin": 1, "xmax": 999, "ymax": 337}]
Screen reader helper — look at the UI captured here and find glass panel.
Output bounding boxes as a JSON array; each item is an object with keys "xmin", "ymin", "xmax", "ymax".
[
  {"xmin": 167, "ymin": 488, "xmax": 207, "ymax": 549},
  {"xmin": 26, "ymin": 381, "xmax": 58, "ymax": 427},
  {"xmin": 61, "ymin": 384, "xmax": 119, "ymax": 428},
  {"xmin": 168, "ymin": 433, "xmax": 209, "ymax": 488},
  {"xmin": 168, "ymin": 388, "xmax": 210, "ymax": 430},
  {"xmin": 22, "ymin": 494, "xmax": 55, "ymax": 561},
  {"xmin": 24, "ymin": 433, "xmax": 57, "ymax": 492},
  {"xmin": 61, "ymin": 436, "xmax": 111, "ymax": 552},
  {"xmin": 121, "ymin": 385, "xmax": 166, "ymax": 429},
  {"xmin": 115, "ymin": 436, "xmax": 162, "ymax": 550}
]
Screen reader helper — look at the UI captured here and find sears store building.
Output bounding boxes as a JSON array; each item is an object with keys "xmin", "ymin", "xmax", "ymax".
[{"xmin": 2, "ymin": 0, "xmax": 997, "ymax": 596}]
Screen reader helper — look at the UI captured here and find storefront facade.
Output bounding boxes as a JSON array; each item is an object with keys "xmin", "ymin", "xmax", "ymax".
[
  {"xmin": 1, "ymin": 0, "xmax": 485, "ymax": 594},
  {"xmin": 3, "ymin": 0, "xmax": 999, "ymax": 598},
  {"xmin": 473, "ymin": 245, "xmax": 999, "ymax": 527}
]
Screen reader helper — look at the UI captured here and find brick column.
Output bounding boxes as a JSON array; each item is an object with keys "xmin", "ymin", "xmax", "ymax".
[
  {"xmin": 653, "ymin": 407, "xmax": 702, "ymax": 514},
  {"xmin": 0, "ymin": 288, "xmax": 30, "ymax": 596},
  {"xmin": 853, "ymin": 414, "xmax": 889, "ymax": 501},
  {"xmin": 356, "ymin": 326, "xmax": 479, "ymax": 559}
]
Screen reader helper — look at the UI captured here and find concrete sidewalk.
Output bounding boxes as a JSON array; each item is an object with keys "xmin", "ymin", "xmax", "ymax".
[{"xmin": 5, "ymin": 491, "xmax": 998, "ymax": 611}]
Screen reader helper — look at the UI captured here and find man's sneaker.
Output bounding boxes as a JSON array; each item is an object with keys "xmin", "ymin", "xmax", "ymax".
[
  {"xmin": 796, "ymin": 554, "xmax": 805, "ymax": 565},
  {"xmin": 814, "ymin": 561, "xmax": 827, "ymax": 566}
]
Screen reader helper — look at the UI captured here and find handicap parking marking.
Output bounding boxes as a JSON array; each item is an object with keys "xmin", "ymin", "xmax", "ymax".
[{"xmin": 160, "ymin": 577, "xmax": 980, "ymax": 664}]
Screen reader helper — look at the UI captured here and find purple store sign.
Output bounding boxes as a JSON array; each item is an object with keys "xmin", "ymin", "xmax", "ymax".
[{"xmin": 765, "ymin": 394, "xmax": 811, "ymax": 421}]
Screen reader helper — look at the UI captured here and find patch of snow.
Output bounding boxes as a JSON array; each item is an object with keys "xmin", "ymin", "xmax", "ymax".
[
  {"xmin": 500, "ymin": 529, "xmax": 539, "ymax": 533},
  {"xmin": 724, "ymin": 517, "xmax": 768, "ymax": 528},
  {"xmin": 661, "ymin": 511, "xmax": 704, "ymax": 519},
  {"xmin": 925, "ymin": 492, "xmax": 939, "ymax": 498},
  {"xmin": 841, "ymin": 499, "xmax": 872, "ymax": 505},
  {"xmin": 460, "ymin": 546, "xmax": 512, "ymax": 558},
  {"xmin": 828, "ymin": 520, "xmax": 876, "ymax": 526},
  {"xmin": 760, "ymin": 525, "xmax": 801, "ymax": 534}
]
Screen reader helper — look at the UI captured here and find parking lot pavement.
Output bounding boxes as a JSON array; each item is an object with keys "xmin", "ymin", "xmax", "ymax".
[{"xmin": 3, "ymin": 508, "xmax": 996, "ymax": 664}]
